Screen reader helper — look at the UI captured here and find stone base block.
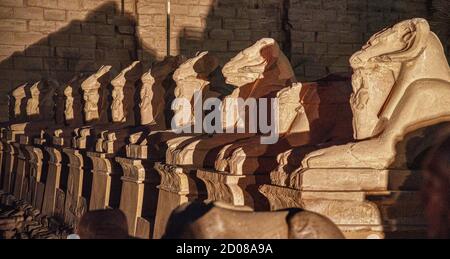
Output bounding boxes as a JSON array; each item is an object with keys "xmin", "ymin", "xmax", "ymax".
[
  {"xmin": 116, "ymin": 157, "xmax": 159, "ymax": 238},
  {"xmin": 197, "ymin": 169, "xmax": 271, "ymax": 210},
  {"xmin": 259, "ymin": 184, "xmax": 427, "ymax": 238},
  {"xmin": 152, "ymin": 163, "xmax": 207, "ymax": 239},
  {"xmin": 87, "ymin": 152, "xmax": 122, "ymax": 210},
  {"xmin": 292, "ymin": 168, "xmax": 422, "ymax": 191}
]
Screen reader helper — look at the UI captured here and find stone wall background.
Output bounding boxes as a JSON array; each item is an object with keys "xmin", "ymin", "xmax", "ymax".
[
  {"xmin": 289, "ymin": 0, "xmax": 450, "ymax": 79},
  {"xmin": 0, "ymin": 0, "xmax": 449, "ymax": 121}
]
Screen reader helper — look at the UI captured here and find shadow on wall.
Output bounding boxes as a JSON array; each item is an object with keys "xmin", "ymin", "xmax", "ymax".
[
  {"xmin": 0, "ymin": 2, "xmax": 146, "ymax": 121},
  {"xmin": 176, "ymin": 0, "xmax": 287, "ymax": 65},
  {"xmin": 365, "ymin": 122, "xmax": 450, "ymax": 238},
  {"xmin": 0, "ymin": 0, "xmax": 289, "ymax": 122}
]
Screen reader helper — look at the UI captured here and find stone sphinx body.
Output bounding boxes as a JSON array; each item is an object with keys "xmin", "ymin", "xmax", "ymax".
[
  {"xmin": 96, "ymin": 57, "xmax": 189, "ymax": 155},
  {"xmin": 296, "ymin": 18, "xmax": 450, "ymax": 173},
  {"xmin": 213, "ymin": 75, "xmax": 353, "ymax": 175},
  {"xmin": 163, "ymin": 202, "xmax": 344, "ymax": 239},
  {"xmin": 166, "ymin": 38, "xmax": 298, "ymax": 167},
  {"xmin": 147, "ymin": 51, "xmax": 227, "ymax": 162}
]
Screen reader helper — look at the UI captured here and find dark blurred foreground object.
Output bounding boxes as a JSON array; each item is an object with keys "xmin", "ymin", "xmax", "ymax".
[
  {"xmin": 163, "ymin": 201, "xmax": 344, "ymax": 239},
  {"xmin": 423, "ymin": 137, "xmax": 450, "ymax": 239},
  {"xmin": 77, "ymin": 209, "xmax": 132, "ymax": 239}
]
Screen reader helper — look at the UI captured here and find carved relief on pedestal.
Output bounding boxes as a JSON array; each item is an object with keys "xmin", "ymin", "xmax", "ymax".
[
  {"xmin": 117, "ymin": 158, "xmax": 147, "ymax": 184},
  {"xmin": 154, "ymin": 163, "xmax": 190, "ymax": 194},
  {"xmin": 81, "ymin": 66, "xmax": 112, "ymax": 122},
  {"xmin": 126, "ymin": 132, "xmax": 148, "ymax": 159},
  {"xmin": 24, "ymin": 145, "xmax": 43, "ymax": 208},
  {"xmin": 111, "ymin": 61, "xmax": 142, "ymax": 123},
  {"xmin": 197, "ymin": 170, "xmax": 246, "ymax": 206},
  {"xmin": 153, "ymin": 162, "xmax": 207, "ymax": 239},
  {"xmin": 73, "ymin": 127, "xmax": 91, "ymax": 149},
  {"xmin": 258, "ymin": 184, "xmax": 303, "ymax": 210},
  {"xmin": 62, "ymin": 148, "xmax": 86, "ymax": 227}
]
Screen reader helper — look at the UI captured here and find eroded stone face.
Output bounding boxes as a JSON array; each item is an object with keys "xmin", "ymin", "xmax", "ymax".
[{"xmin": 350, "ymin": 65, "xmax": 397, "ymax": 140}]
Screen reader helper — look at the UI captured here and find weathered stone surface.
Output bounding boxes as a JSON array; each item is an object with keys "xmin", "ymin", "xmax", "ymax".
[
  {"xmin": 153, "ymin": 163, "xmax": 207, "ymax": 239},
  {"xmin": 300, "ymin": 19, "xmax": 450, "ymax": 171}
]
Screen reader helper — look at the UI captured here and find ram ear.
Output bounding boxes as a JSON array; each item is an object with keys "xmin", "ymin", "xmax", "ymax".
[
  {"xmin": 259, "ymin": 41, "xmax": 295, "ymax": 81},
  {"xmin": 260, "ymin": 41, "xmax": 278, "ymax": 66},
  {"xmin": 384, "ymin": 18, "xmax": 430, "ymax": 62}
]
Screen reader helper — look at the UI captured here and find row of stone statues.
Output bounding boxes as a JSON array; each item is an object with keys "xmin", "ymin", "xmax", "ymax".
[{"xmin": 0, "ymin": 18, "xmax": 449, "ymax": 239}]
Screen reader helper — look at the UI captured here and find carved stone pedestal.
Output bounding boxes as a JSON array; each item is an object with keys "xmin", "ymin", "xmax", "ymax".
[
  {"xmin": 12, "ymin": 141, "xmax": 27, "ymax": 200},
  {"xmin": 197, "ymin": 169, "xmax": 270, "ymax": 210},
  {"xmin": 290, "ymin": 168, "xmax": 421, "ymax": 191},
  {"xmin": 0, "ymin": 139, "xmax": 4, "ymax": 189},
  {"xmin": 11, "ymin": 135, "xmax": 39, "ymax": 202},
  {"xmin": 153, "ymin": 163, "xmax": 207, "ymax": 239},
  {"xmin": 259, "ymin": 168, "xmax": 425, "ymax": 239},
  {"xmin": 1, "ymin": 125, "xmax": 28, "ymax": 194},
  {"xmin": 25, "ymin": 142, "xmax": 46, "ymax": 209},
  {"xmin": 126, "ymin": 144, "xmax": 148, "ymax": 160},
  {"xmin": 87, "ymin": 152, "xmax": 122, "ymax": 210},
  {"xmin": 2, "ymin": 139, "xmax": 18, "ymax": 194},
  {"xmin": 116, "ymin": 157, "xmax": 158, "ymax": 239},
  {"xmin": 259, "ymin": 184, "xmax": 384, "ymax": 238},
  {"xmin": 62, "ymin": 147, "xmax": 90, "ymax": 228},
  {"xmin": 41, "ymin": 146, "xmax": 64, "ymax": 218}
]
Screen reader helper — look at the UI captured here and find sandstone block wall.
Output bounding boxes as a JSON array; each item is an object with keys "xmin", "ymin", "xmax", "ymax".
[
  {"xmin": 136, "ymin": 0, "xmax": 284, "ymax": 65},
  {"xmin": 289, "ymin": 0, "xmax": 449, "ymax": 80},
  {"xmin": 0, "ymin": 0, "xmax": 138, "ymax": 121},
  {"xmin": 0, "ymin": 0, "xmax": 448, "ymax": 121}
]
